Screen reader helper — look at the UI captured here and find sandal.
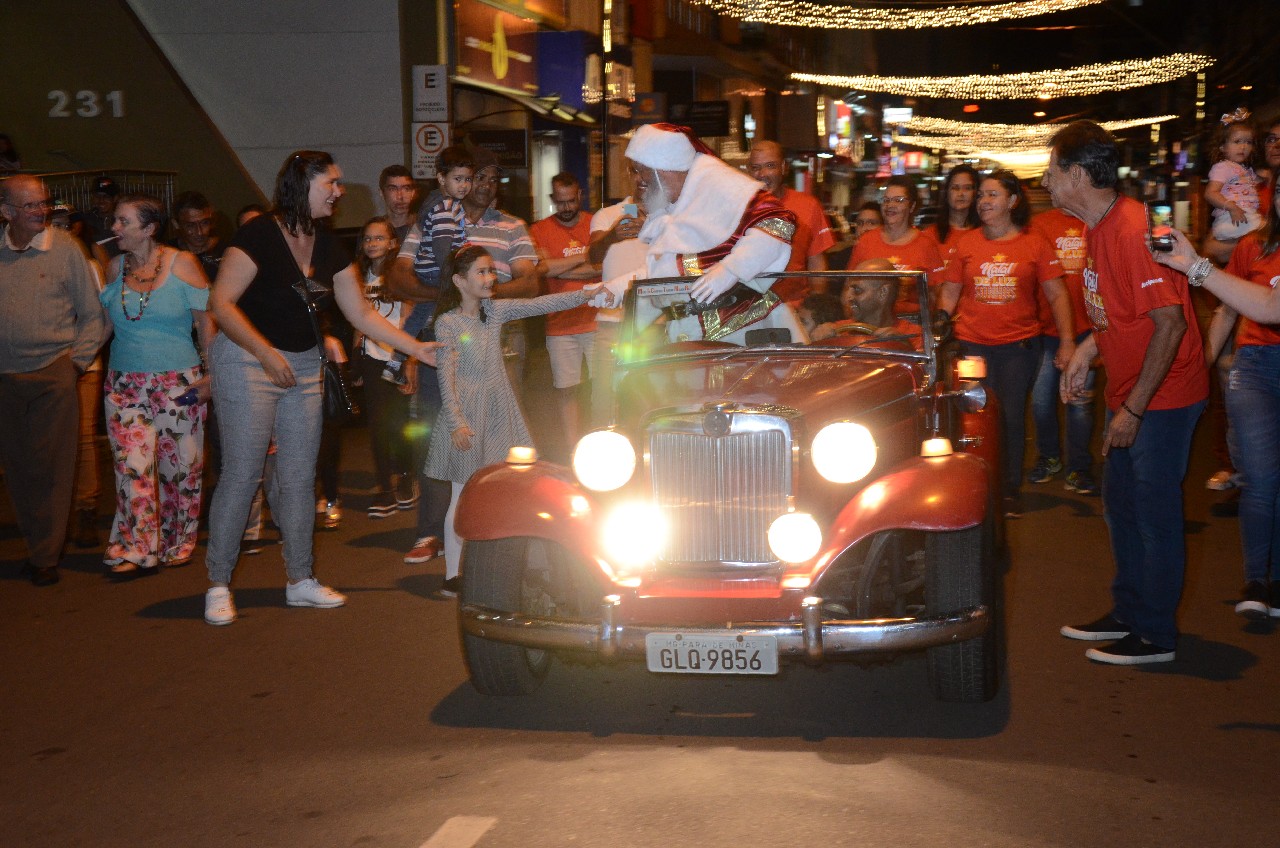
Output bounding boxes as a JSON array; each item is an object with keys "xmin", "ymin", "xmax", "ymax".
[{"xmin": 107, "ymin": 559, "xmax": 138, "ymax": 575}]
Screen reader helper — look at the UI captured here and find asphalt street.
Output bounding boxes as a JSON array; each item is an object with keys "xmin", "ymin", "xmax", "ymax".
[{"xmin": 2, "ymin": 352, "xmax": 1277, "ymax": 848}]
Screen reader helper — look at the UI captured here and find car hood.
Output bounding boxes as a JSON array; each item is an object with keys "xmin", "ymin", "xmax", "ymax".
[{"xmin": 616, "ymin": 350, "xmax": 920, "ymax": 428}]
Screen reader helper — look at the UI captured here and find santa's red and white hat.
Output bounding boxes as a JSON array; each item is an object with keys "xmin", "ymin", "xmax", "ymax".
[{"xmin": 626, "ymin": 123, "xmax": 714, "ymax": 171}]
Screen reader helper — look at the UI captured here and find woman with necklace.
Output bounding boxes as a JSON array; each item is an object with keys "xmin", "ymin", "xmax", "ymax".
[
  {"xmin": 202, "ymin": 150, "xmax": 440, "ymax": 626},
  {"xmin": 938, "ymin": 170, "xmax": 1075, "ymax": 518},
  {"xmin": 845, "ymin": 174, "xmax": 946, "ymax": 311},
  {"xmin": 101, "ymin": 193, "xmax": 214, "ymax": 575}
]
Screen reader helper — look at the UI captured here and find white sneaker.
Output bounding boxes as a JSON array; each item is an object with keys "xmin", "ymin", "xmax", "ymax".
[
  {"xmin": 205, "ymin": 588, "xmax": 237, "ymax": 626},
  {"xmin": 286, "ymin": 577, "xmax": 347, "ymax": 608}
]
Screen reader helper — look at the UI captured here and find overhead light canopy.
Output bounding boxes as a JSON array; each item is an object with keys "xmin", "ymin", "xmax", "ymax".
[
  {"xmin": 793, "ymin": 53, "xmax": 1214, "ymax": 100},
  {"xmin": 684, "ymin": 0, "xmax": 1108, "ymax": 30}
]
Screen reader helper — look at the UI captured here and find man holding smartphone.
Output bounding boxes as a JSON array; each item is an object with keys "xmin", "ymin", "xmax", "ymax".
[
  {"xmin": 587, "ymin": 164, "xmax": 649, "ymax": 428},
  {"xmin": 1045, "ymin": 120, "xmax": 1208, "ymax": 665}
]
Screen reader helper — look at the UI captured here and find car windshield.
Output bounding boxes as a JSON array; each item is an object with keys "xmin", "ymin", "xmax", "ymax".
[{"xmin": 618, "ymin": 270, "xmax": 935, "ymax": 367}]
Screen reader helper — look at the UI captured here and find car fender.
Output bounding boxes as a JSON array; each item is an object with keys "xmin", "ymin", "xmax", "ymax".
[
  {"xmin": 454, "ymin": 461, "xmax": 598, "ymax": 556},
  {"xmin": 814, "ymin": 452, "xmax": 991, "ymax": 571}
]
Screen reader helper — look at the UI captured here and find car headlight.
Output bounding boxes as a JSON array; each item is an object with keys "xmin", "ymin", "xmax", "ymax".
[
  {"xmin": 603, "ymin": 502, "xmax": 666, "ymax": 568},
  {"xmin": 768, "ymin": 512, "xmax": 822, "ymax": 563},
  {"xmin": 573, "ymin": 430, "xmax": 636, "ymax": 492},
  {"xmin": 811, "ymin": 422, "xmax": 877, "ymax": 483}
]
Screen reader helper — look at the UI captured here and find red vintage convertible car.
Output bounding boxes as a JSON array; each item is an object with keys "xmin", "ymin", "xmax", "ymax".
[{"xmin": 454, "ymin": 271, "xmax": 1002, "ymax": 702}]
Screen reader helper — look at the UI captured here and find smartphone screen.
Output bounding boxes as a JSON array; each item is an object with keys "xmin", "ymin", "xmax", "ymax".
[
  {"xmin": 623, "ymin": 202, "xmax": 638, "ymax": 218},
  {"xmin": 1147, "ymin": 202, "xmax": 1174, "ymax": 251}
]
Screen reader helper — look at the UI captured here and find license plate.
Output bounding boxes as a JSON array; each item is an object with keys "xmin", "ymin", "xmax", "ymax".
[{"xmin": 645, "ymin": 633, "xmax": 779, "ymax": 675}]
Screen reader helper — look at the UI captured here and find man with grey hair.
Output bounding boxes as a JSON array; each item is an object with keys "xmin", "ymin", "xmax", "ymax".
[{"xmin": 0, "ymin": 175, "xmax": 106, "ymax": 586}]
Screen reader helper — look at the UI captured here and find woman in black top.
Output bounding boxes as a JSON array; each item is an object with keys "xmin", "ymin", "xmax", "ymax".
[{"xmin": 202, "ymin": 150, "xmax": 438, "ymax": 626}]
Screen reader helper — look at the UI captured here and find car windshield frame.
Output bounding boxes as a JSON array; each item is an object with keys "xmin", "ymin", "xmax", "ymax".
[{"xmin": 617, "ymin": 270, "xmax": 937, "ymax": 384}]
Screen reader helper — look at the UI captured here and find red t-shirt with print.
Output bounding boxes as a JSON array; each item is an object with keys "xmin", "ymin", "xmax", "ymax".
[
  {"xmin": 1030, "ymin": 208, "xmax": 1090, "ymax": 338},
  {"xmin": 924, "ymin": 222, "xmax": 975, "ymax": 272},
  {"xmin": 1083, "ymin": 196, "xmax": 1208, "ymax": 411},
  {"xmin": 1225, "ymin": 233, "xmax": 1280, "ymax": 348},
  {"xmin": 941, "ymin": 227, "xmax": 1061, "ymax": 345},
  {"xmin": 773, "ymin": 188, "xmax": 836, "ymax": 304},
  {"xmin": 530, "ymin": 214, "xmax": 598, "ymax": 336},
  {"xmin": 846, "ymin": 227, "xmax": 944, "ymax": 310}
]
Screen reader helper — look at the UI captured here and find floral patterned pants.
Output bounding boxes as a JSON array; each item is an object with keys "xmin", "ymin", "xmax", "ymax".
[{"xmin": 104, "ymin": 368, "xmax": 205, "ymax": 568}]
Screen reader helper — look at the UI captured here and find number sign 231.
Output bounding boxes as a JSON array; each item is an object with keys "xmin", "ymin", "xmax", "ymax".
[{"xmin": 48, "ymin": 90, "xmax": 125, "ymax": 118}]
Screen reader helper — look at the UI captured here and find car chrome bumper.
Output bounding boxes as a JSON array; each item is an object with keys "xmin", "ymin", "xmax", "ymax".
[{"xmin": 459, "ymin": 597, "xmax": 989, "ymax": 663}]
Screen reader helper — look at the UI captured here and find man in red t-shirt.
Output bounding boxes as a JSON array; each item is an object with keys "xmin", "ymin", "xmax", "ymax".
[
  {"xmin": 747, "ymin": 140, "xmax": 835, "ymax": 305},
  {"xmin": 530, "ymin": 172, "xmax": 599, "ymax": 443},
  {"xmin": 1028, "ymin": 208, "xmax": 1098, "ymax": 493},
  {"xmin": 1046, "ymin": 121, "xmax": 1209, "ymax": 666}
]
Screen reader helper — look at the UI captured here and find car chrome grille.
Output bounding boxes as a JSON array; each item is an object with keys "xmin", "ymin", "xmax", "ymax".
[{"xmin": 649, "ymin": 423, "xmax": 791, "ymax": 564}]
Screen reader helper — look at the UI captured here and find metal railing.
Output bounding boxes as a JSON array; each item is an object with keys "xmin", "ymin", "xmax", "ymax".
[{"xmin": 1, "ymin": 169, "xmax": 177, "ymax": 215}]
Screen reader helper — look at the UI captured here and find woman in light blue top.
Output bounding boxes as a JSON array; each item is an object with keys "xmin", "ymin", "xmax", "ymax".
[{"xmin": 100, "ymin": 193, "xmax": 215, "ymax": 575}]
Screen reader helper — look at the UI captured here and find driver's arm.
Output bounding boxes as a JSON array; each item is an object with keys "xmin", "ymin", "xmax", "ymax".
[{"xmin": 937, "ymin": 280, "xmax": 961, "ymax": 315}]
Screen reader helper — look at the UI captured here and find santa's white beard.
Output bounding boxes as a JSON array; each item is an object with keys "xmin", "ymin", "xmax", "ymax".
[{"xmin": 642, "ymin": 179, "xmax": 671, "ymax": 218}]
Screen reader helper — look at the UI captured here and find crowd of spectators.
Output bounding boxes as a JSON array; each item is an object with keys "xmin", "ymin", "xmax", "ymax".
[{"xmin": 3, "ymin": 116, "xmax": 1280, "ymax": 663}]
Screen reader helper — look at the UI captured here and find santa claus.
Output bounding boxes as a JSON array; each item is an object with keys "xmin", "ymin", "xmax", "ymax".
[{"xmin": 592, "ymin": 123, "xmax": 806, "ymax": 344}]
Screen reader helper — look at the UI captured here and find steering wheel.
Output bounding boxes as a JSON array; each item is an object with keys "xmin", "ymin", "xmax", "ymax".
[{"xmin": 835, "ymin": 322, "xmax": 881, "ymax": 337}]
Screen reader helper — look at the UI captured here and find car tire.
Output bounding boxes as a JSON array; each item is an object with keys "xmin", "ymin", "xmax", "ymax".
[
  {"xmin": 461, "ymin": 537, "xmax": 553, "ymax": 696},
  {"xmin": 924, "ymin": 522, "xmax": 1000, "ymax": 703}
]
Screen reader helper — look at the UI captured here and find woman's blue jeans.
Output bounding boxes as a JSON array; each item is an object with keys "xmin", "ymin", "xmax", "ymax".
[
  {"xmin": 205, "ymin": 335, "xmax": 323, "ymax": 585},
  {"xmin": 960, "ymin": 337, "xmax": 1042, "ymax": 499},
  {"xmin": 1226, "ymin": 344, "xmax": 1280, "ymax": 583},
  {"xmin": 1031, "ymin": 332, "xmax": 1096, "ymax": 473}
]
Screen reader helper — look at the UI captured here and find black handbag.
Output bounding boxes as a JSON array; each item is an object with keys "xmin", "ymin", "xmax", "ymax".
[
  {"xmin": 321, "ymin": 359, "xmax": 359, "ymax": 420},
  {"xmin": 293, "ymin": 278, "xmax": 360, "ymax": 421}
]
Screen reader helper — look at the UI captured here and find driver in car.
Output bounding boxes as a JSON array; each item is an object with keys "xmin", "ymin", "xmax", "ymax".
[
  {"xmin": 589, "ymin": 123, "xmax": 806, "ymax": 345},
  {"xmin": 812, "ymin": 258, "xmax": 922, "ymax": 348}
]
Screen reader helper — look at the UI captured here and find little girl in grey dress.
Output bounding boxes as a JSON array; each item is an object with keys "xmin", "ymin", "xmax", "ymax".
[{"xmin": 426, "ymin": 244, "xmax": 597, "ymax": 593}]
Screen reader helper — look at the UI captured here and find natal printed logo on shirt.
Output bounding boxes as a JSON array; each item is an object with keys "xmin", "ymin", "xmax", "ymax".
[
  {"xmin": 973, "ymin": 254, "xmax": 1018, "ymax": 305},
  {"xmin": 1082, "ymin": 256, "xmax": 1108, "ymax": 332},
  {"xmin": 562, "ymin": 238, "xmax": 587, "ymax": 258},
  {"xmin": 1055, "ymin": 228, "xmax": 1086, "ymax": 274}
]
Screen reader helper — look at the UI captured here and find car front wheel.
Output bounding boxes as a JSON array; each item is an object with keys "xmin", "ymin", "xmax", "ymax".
[
  {"xmin": 924, "ymin": 523, "xmax": 1000, "ymax": 703},
  {"xmin": 460, "ymin": 537, "xmax": 554, "ymax": 695}
]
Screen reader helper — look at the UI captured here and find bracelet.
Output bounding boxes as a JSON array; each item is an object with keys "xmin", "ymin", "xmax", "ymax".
[
  {"xmin": 1121, "ymin": 401, "xmax": 1144, "ymax": 420},
  {"xmin": 1187, "ymin": 256, "xmax": 1213, "ymax": 287}
]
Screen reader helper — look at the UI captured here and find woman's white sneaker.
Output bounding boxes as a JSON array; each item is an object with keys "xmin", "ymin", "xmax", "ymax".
[
  {"xmin": 205, "ymin": 588, "xmax": 237, "ymax": 626},
  {"xmin": 286, "ymin": 578, "xmax": 347, "ymax": 608}
]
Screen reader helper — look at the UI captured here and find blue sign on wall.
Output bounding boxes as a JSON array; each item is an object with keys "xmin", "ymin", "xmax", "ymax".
[{"xmin": 537, "ymin": 31, "xmax": 588, "ymax": 110}]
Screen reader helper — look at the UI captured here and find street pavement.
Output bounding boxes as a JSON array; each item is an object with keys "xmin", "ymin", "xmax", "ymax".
[{"xmin": 2, "ymin": 352, "xmax": 1277, "ymax": 848}]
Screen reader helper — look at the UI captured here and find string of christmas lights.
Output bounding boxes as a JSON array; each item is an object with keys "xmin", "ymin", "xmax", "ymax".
[
  {"xmin": 792, "ymin": 53, "xmax": 1213, "ymax": 99},
  {"xmin": 891, "ymin": 115, "xmax": 1178, "ymax": 166},
  {"xmin": 903, "ymin": 115, "xmax": 1179, "ymax": 138},
  {"xmin": 892, "ymin": 134, "xmax": 1043, "ymax": 153},
  {"xmin": 687, "ymin": 0, "xmax": 1107, "ymax": 30}
]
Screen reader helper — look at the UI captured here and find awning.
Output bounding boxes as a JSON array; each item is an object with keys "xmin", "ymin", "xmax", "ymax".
[{"xmin": 452, "ymin": 76, "xmax": 597, "ymax": 126}]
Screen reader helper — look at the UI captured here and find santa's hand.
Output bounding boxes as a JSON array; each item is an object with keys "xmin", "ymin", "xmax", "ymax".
[
  {"xmin": 587, "ymin": 273, "xmax": 632, "ymax": 308},
  {"xmin": 583, "ymin": 283, "xmax": 613, "ymax": 309},
  {"xmin": 689, "ymin": 266, "xmax": 737, "ymax": 303}
]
